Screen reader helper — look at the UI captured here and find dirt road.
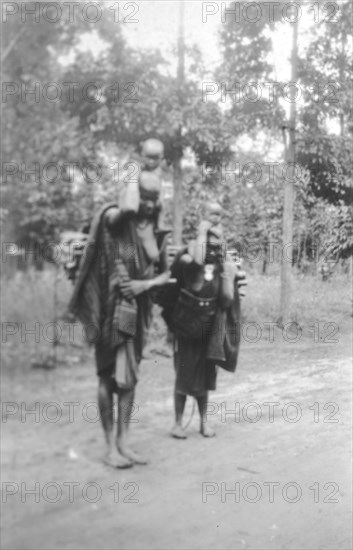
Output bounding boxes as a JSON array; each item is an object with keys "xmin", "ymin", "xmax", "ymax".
[{"xmin": 2, "ymin": 327, "xmax": 352, "ymax": 549}]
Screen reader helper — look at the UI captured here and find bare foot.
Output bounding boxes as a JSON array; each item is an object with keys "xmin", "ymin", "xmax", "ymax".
[
  {"xmin": 200, "ymin": 424, "xmax": 216, "ymax": 438},
  {"xmin": 171, "ymin": 425, "xmax": 188, "ymax": 439},
  {"xmin": 103, "ymin": 447, "xmax": 133, "ymax": 469},
  {"xmin": 119, "ymin": 446, "xmax": 149, "ymax": 465}
]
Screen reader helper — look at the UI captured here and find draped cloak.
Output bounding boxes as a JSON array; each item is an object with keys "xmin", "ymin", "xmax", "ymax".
[
  {"xmin": 161, "ymin": 250, "xmax": 241, "ymax": 396},
  {"xmin": 69, "ymin": 203, "xmax": 169, "ymax": 388}
]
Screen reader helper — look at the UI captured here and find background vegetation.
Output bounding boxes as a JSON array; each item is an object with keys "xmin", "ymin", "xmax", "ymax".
[{"xmin": 1, "ymin": 1, "xmax": 352, "ymax": 328}]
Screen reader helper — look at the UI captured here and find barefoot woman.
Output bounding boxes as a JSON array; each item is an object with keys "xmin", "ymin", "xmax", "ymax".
[
  {"xmin": 69, "ymin": 143, "xmax": 170, "ymax": 468},
  {"xmin": 162, "ymin": 201, "xmax": 242, "ymax": 439}
]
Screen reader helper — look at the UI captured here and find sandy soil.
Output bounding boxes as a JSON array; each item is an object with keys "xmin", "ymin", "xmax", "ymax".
[{"xmin": 2, "ymin": 326, "xmax": 352, "ymax": 550}]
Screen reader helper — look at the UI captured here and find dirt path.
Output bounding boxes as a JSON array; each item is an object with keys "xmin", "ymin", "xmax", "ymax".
[{"xmin": 2, "ymin": 329, "xmax": 352, "ymax": 549}]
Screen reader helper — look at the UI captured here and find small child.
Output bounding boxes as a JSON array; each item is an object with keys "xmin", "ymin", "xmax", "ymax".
[
  {"xmin": 203, "ymin": 200, "xmax": 222, "ymax": 231},
  {"xmin": 140, "ymin": 138, "xmax": 164, "ymax": 173},
  {"xmin": 202, "ymin": 201, "xmax": 247, "ymax": 297},
  {"xmin": 184, "ymin": 201, "xmax": 225, "ymax": 266},
  {"xmin": 184, "ymin": 200, "xmax": 247, "ymax": 296},
  {"xmin": 120, "ymin": 138, "xmax": 164, "ymax": 217}
]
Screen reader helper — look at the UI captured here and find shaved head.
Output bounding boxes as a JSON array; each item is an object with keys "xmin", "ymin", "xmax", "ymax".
[
  {"xmin": 139, "ymin": 171, "xmax": 161, "ymax": 195},
  {"xmin": 137, "ymin": 171, "xmax": 161, "ymax": 220},
  {"xmin": 141, "ymin": 138, "xmax": 164, "ymax": 157},
  {"xmin": 203, "ymin": 201, "xmax": 222, "ymax": 217}
]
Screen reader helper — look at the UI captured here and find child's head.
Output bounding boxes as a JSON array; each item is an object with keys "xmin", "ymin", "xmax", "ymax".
[
  {"xmin": 141, "ymin": 138, "xmax": 164, "ymax": 171},
  {"xmin": 202, "ymin": 201, "xmax": 225, "ymax": 264},
  {"xmin": 202, "ymin": 200, "xmax": 222, "ymax": 228}
]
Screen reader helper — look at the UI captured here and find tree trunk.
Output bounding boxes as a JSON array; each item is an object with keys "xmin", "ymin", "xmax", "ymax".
[
  {"xmin": 262, "ymin": 236, "xmax": 268, "ymax": 274},
  {"xmin": 172, "ymin": 0, "xmax": 185, "ymax": 247},
  {"xmin": 339, "ymin": 32, "xmax": 346, "ymax": 137},
  {"xmin": 279, "ymin": 18, "xmax": 298, "ymax": 326},
  {"xmin": 172, "ymin": 155, "xmax": 183, "ymax": 246}
]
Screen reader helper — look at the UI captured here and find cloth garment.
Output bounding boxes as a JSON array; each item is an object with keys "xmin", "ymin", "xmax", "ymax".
[
  {"xmin": 162, "ymin": 250, "xmax": 241, "ymax": 396},
  {"xmin": 69, "ymin": 203, "xmax": 169, "ymax": 388}
]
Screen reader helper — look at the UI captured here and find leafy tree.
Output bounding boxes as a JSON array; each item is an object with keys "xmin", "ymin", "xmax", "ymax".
[
  {"xmin": 216, "ymin": 0, "xmax": 353, "ymax": 271},
  {"xmin": 296, "ymin": 0, "xmax": 353, "ymax": 206},
  {"xmin": 1, "ymin": 3, "xmax": 100, "ymax": 247}
]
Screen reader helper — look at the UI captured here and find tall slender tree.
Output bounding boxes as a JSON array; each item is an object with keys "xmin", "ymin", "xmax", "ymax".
[
  {"xmin": 172, "ymin": 0, "xmax": 185, "ymax": 246},
  {"xmin": 279, "ymin": 17, "xmax": 299, "ymax": 325}
]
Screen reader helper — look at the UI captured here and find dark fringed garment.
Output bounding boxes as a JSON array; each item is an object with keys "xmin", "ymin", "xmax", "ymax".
[
  {"xmin": 164, "ymin": 252, "xmax": 241, "ymax": 396},
  {"xmin": 69, "ymin": 204, "xmax": 168, "ymax": 389}
]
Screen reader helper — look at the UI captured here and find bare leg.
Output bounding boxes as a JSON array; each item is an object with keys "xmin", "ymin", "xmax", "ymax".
[
  {"xmin": 98, "ymin": 377, "xmax": 132, "ymax": 468},
  {"xmin": 117, "ymin": 388, "xmax": 148, "ymax": 464},
  {"xmin": 197, "ymin": 392, "xmax": 215, "ymax": 437},
  {"xmin": 171, "ymin": 390, "xmax": 187, "ymax": 439}
]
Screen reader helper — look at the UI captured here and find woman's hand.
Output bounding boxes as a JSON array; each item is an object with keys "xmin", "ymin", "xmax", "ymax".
[{"xmin": 119, "ymin": 280, "xmax": 150, "ymax": 300}]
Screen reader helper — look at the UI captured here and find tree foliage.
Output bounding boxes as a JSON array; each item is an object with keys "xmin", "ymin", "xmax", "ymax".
[{"xmin": 1, "ymin": 0, "xmax": 352, "ymax": 264}]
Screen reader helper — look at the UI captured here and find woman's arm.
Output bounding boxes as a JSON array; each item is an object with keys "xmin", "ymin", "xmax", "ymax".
[
  {"xmin": 119, "ymin": 271, "xmax": 170, "ymax": 299},
  {"xmin": 120, "ymin": 178, "xmax": 140, "ymax": 213},
  {"xmin": 192, "ymin": 221, "xmax": 213, "ymax": 265},
  {"xmin": 148, "ymin": 242, "xmax": 171, "ymax": 289},
  {"xmin": 219, "ymin": 261, "xmax": 237, "ymax": 309},
  {"xmin": 119, "ymin": 238, "xmax": 170, "ymax": 299},
  {"xmin": 146, "ymin": 270, "xmax": 170, "ymax": 290},
  {"xmin": 105, "ymin": 178, "xmax": 141, "ymax": 229}
]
